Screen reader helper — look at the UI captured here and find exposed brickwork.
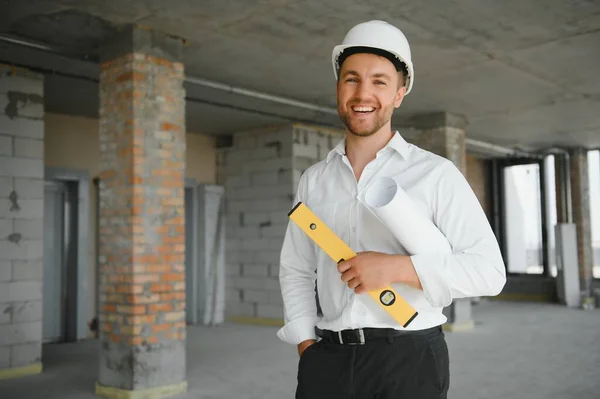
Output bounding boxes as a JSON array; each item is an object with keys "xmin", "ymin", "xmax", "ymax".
[
  {"xmin": 97, "ymin": 27, "xmax": 187, "ymax": 392},
  {"xmin": 569, "ymin": 148, "xmax": 593, "ymax": 297},
  {"xmin": 217, "ymin": 124, "xmax": 343, "ymax": 320},
  {"xmin": 98, "ymin": 52, "xmax": 186, "ymax": 348},
  {"xmin": 0, "ymin": 65, "xmax": 44, "ymax": 374}
]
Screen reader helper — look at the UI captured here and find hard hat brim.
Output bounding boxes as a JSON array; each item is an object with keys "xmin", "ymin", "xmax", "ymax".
[{"xmin": 332, "ymin": 44, "xmax": 414, "ymax": 95}]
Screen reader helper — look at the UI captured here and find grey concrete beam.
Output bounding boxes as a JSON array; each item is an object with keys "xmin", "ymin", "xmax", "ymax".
[
  {"xmin": 100, "ymin": 24, "xmax": 184, "ymax": 64},
  {"xmin": 404, "ymin": 111, "xmax": 469, "ymax": 131}
]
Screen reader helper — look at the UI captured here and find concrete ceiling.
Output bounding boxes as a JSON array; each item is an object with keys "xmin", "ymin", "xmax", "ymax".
[{"xmin": 1, "ymin": 0, "xmax": 599, "ymax": 153}]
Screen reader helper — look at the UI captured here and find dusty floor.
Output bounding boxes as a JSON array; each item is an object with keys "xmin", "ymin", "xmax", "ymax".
[{"xmin": 0, "ymin": 300, "xmax": 599, "ymax": 399}]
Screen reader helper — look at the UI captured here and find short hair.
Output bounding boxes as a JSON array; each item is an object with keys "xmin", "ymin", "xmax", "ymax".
[{"xmin": 337, "ymin": 46, "xmax": 409, "ymax": 86}]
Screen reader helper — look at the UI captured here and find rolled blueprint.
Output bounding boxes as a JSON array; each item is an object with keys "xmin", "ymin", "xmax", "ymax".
[{"xmin": 364, "ymin": 176, "xmax": 452, "ymax": 255}]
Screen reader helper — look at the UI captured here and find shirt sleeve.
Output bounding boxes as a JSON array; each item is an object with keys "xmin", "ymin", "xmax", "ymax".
[
  {"xmin": 410, "ymin": 160, "xmax": 507, "ymax": 308},
  {"xmin": 276, "ymin": 172, "xmax": 320, "ymax": 345}
]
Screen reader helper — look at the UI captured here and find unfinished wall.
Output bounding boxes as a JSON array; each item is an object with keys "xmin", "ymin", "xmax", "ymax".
[
  {"xmin": 217, "ymin": 123, "xmax": 343, "ymax": 322},
  {"xmin": 43, "ymin": 113, "xmax": 217, "ymax": 330},
  {"xmin": 0, "ymin": 66, "xmax": 45, "ymax": 378},
  {"xmin": 219, "ymin": 123, "xmax": 497, "ymax": 323}
]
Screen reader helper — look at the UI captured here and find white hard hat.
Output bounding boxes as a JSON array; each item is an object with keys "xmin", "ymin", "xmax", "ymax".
[{"xmin": 332, "ymin": 20, "xmax": 414, "ymax": 95}]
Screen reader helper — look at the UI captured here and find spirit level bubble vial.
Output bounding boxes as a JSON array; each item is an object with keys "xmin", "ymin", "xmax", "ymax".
[{"xmin": 287, "ymin": 201, "xmax": 418, "ymax": 328}]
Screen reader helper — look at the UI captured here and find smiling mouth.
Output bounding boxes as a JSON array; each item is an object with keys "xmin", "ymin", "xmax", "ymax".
[{"xmin": 351, "ymin": 105, "xmax": 376, "ymax": 114}]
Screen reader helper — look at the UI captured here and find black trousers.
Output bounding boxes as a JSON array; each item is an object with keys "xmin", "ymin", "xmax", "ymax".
[{"xmin": 295, "ymin": 326, "xmax": 450, "ymax": 399}]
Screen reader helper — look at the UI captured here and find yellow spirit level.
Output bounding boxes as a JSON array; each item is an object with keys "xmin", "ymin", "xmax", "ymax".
[{"xmin": 288, "ymin": 201, "xmax": 418, "ymax": 328}]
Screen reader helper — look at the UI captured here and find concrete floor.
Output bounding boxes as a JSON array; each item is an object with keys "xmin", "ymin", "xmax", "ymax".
[{"xmin": 0, "ymin": 300, "xmax": 598, "ymax": 399}]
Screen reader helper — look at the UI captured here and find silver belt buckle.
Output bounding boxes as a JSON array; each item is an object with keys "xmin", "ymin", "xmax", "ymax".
[
  {"xmin": 340, "ymin": 329, "xmax": 365, "ymax": 345},
  {"xmin": 357, "ymin": 328, "xmax": 365, "ymax": 345}
]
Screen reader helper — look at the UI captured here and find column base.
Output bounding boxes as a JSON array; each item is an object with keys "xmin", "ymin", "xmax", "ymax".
[
  {"xmin": 442, "ymin": 297, "xmax": 474, "ymax": 332},
  {"xmin": 580, "ymin": 295, "xmax": 596, "ymax": 310},
  {"xmin": 442, "ymin": 320, "xmax": 475, "ymax": 332},
  {"xmin": 95, "ymin": 381, "xmax": 187, "ymax": 399},
  {"xmin": 0, "ymin": 363, "xmax": 43, "ymax": 380},
  {"xmin": 594, "ymin": 289, "xmax": 600, "ymax": 308}
]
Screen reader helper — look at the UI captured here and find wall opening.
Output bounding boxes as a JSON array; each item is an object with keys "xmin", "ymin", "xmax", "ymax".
[
  {"xmin": 43, "ymin": 167, "xmax": 91, "ymax": 343},
  {"xmin": 502, "ymin": 162, "xmax": 544, "ymax": 275},
  {"xmin": 42, "ymin": 180, "xmax": 79, "ymax": 343}
]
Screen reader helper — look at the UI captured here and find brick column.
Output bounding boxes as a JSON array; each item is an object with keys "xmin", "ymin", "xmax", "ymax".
[
  {"xmin": 569, "ymin": 148, "xmax": 594, "ymax": 304},
  {"xmin": 407, "ymin": 112, "xmax": 474, "ymax": 331},
  {"xmin": 96, "ymin": 26, "xmax": 187, "ymax": 398},
  {"xmin": 0, "ymin": 66, "xmax": 44, "ymax": 380},
  {"xmin": 217, "ymin": 124, "xmax": 342, "ymax": 324}
]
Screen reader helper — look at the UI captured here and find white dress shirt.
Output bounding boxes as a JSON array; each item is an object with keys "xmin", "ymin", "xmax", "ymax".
[{"xmin": 277, "ymin": 131, "xmax": 506, "ymax": 345}]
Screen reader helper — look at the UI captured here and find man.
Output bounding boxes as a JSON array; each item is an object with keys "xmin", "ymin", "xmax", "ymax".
[{"xmin": 277, "ymin": 20, "xmax": 506, "ymax": 398}]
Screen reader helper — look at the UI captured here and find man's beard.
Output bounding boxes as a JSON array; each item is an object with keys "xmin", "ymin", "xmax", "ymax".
[{"xmin": 339, "ymin": 106, "xmax": 393, "ymax": 137}]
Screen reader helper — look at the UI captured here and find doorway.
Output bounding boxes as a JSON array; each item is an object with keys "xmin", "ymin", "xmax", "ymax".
[
  {"xmin": 43, "ymin": 180, "xmax": 79, "ymax": 343},
  {"xmin": 185, "ymin": 182, "xmax": 226, "ymax": 326},
  {"xmin": 43, "ymin": 167, "xmax": 90, "ymax": 343},
  {"xmin": 185, "ymin": 184, "xmax": 198, "ymax": 324}
]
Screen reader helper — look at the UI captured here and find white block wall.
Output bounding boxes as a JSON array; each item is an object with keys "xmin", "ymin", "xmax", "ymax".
[
  {"xmin": 218, "ymin": 124, "xmax": 343, "ymax": 321},
  {"xmin": 0, "ymin": 66, "xmax": 45, "ymax": 372}
]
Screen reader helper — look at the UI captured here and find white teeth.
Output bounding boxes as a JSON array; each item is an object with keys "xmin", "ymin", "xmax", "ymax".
[{"xmin": 352, "ymin": 106, "xmax": 375, "ymax": 112}]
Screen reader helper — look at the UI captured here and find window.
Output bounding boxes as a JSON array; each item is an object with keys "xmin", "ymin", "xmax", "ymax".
[
  {"xmin": 503, "ymin": 163, "xmax": 544, "ymax": 274},
  {"xmin": 545, "ymin": 155, "xmax": 558, "ymax": 277}
]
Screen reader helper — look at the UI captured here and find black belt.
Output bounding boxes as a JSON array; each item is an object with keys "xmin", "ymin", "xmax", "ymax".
[{"xmin": 316, "ymin": 326, "xmax": 441, "ymax": 345}]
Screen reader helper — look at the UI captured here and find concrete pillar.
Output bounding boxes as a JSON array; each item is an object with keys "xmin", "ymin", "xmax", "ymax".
[
  {"xmin": 407, "ymin": 111, "xmax": 474, "ymax": 331},
  {"xmin": 217, "ymin": 124, "xmax": 342, "ymax": 324},
  {"xmin": 554, "ymin": 149, "xmax": 595, "ymax": 306},
  {"xmin": 0, "ymin": 66, "xmax": 45, "ymax": 380},
  {"xmin": 569, "ymin": 148, "xmax": 594, "ymax": 304},
  {"xmin": 96, "ymin": 26, "xmax": 187, "ymax": 398}
]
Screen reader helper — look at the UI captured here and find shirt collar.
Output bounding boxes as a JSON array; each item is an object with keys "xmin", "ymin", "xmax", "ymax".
[
  {"xmin": 326, "ymin": 131, "xmax": 410, "ymax": 163},
  {"xmin": 326, "ymin": 137, "xmax": 347, "ymax": 163}
]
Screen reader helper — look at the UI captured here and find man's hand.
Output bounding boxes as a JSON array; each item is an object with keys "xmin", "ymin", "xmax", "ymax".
[
  {"xmin": 337, "ymin": 251, "xmax": 423, "ymax": 293},
  {"xmin": 297, "ymin": 339, "xmax": 316, "ymax": 357}
]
